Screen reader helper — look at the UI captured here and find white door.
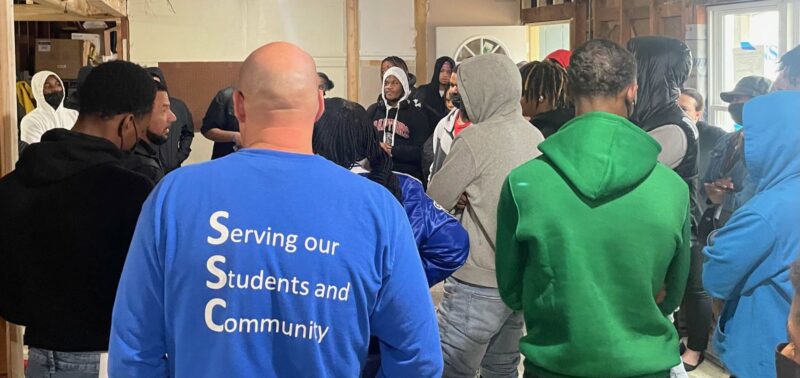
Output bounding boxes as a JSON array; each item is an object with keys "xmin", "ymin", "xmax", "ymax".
[
  {"xmin": 707, "ymin": 0, "xmax": 800, "ymax": 130},
  {"xmin": 436, "ymin": 26, "xmax": 529, "ymax": 66}
]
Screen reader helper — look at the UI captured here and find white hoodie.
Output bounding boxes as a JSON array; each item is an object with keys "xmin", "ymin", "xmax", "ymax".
[{"xmin": 20, "ymin": 71, "xmax": 79, "ymax": 144}]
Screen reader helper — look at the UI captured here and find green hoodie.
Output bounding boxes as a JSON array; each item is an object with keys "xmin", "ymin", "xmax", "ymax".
[{"xmin": 496, "ymin": 112, "xmax": 691, "ymax": 378}]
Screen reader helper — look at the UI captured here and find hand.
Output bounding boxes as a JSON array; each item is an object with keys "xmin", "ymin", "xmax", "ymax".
[
  {"xmin": 456, "ymin": 193, "xmax": 469, "ymax": 210},
  {"xmin": 379, "ymin": 143, "xmax": 392, "ymax": 157},
  {"xmin": 704, "ymin": 178, "xmax": 734, "ymax": 205},
  {"xmin": 655, "ymin": 286, "xmax": 667, "ymax": 304}
]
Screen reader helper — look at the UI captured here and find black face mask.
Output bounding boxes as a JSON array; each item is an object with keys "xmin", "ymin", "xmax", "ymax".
[
  {"xmin": 451, "ymin": 92, "xmax": 469, "ymax": 121},
  {"xmin": 728, "ymin": 102, "xmax": 745, "ymax": 126},
  {"xmin": 44, "ymin": 91, "xmax": 64, "ymax": 109}
]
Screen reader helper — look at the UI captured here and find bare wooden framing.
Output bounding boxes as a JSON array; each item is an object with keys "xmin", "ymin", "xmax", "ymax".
[
  {"xmin": 414, "ymin": 0, "xmax": 428, "ymax": 85},
  {"xmin": 1, "ymin": 0, "xmax": 23, "ymax": 375},
  {"xmin": 521, "ymin": 1, "xmax": 590, "ymax": 49},
  {"xmin": 346, "ymin": 0, "xmax": 359, "ymax": 102},
  {"xmin": 14, "ymin": 0, "xmax": 126, "ymax": 22}
]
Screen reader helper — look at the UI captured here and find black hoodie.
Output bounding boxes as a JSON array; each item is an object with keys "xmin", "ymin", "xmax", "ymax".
[
  {"xmin": 366, "ymin": 98, "xmax": 431, "ymax": 184},
  {"xmin": 416, "ymin": 57, "xmax": 455, "ymax": 130},
  {"xmin": 147, "ymin": 67, "xmax": 195, "ymax": 172},
  {"xmin": 628, "ymin": 36, "xmax": 699, "ymax": 227},
  {"xmin": 0, "ymin": 129, "xmax": 152, "ymax": 351}
]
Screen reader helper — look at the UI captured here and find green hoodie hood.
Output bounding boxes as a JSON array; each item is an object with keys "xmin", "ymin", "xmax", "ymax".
[{"xmin": 539, "ymin": 112, "xmax": 661, "ymax": 201}]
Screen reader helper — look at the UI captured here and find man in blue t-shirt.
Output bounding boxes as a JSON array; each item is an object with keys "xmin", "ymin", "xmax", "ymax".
[{"xmin": 109, "ymin": 42, "xmax": 443, "ymax": 378}]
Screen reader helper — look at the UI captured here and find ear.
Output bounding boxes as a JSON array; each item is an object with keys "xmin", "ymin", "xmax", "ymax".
[
  {"xmin": 314, "ymin": 90, "xmax": 325, "ymax": 123},
  {"xmin": 233, "ymin": 89, "xmax": 246, "ymax": 124},
  {"xmin": 626, "ymin": 83, "xmax": 639, "ymax": 103}
]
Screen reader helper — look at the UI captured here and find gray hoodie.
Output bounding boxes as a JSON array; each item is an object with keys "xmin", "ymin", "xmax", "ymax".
[{"xmin": 428, "ymin": 54, "xmax": 543, "ymax": 288}]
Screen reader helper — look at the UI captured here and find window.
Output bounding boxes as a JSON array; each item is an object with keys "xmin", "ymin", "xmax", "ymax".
[
  {"xmin": 454, "ymin": 36, "xmax": 510, "ymax": 64},
  {"xmin": 708, "ymin": 0, "xmax": 800, "ymax": 130}
]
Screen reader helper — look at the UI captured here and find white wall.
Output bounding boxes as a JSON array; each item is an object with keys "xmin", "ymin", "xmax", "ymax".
[{"xmin": 128, "ymin": 0, "xmax": 348, "ymax": 165}]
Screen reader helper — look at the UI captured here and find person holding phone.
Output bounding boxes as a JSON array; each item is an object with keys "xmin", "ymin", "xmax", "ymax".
[{"xmin": 366, "ymin": 67, "xmax": 430, "ymax": 185}]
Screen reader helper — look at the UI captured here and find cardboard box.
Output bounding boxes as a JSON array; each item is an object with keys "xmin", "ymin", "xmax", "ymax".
[{"xmin": 34, "ymin": 39, "xmax": 88, "ymax": 80}]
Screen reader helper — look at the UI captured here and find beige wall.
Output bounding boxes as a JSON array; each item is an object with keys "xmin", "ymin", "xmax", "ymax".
[{"xmin": 425, "ymin": 0, "xmax": 520, "ymax": 79}]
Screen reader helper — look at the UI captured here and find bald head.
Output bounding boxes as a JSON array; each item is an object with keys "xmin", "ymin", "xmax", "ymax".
[{"xmin": 235, "ymin": 42, "xmax": 324, "ymax": 152}]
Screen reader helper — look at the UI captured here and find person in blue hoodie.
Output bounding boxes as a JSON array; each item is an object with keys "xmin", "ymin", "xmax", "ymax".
[
  {"xmin": 313, "ymin": 97, "xmax": 469, "ymax": 377},
  {"xmin": 108, "ymin": 42, "xmax": 443, "ymax": 378},
  {"xmin": 702, "ymin": 48, "xmax": 800, "ymax": 375}
]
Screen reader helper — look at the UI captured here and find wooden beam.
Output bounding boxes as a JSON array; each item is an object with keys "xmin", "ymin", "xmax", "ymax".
[
  {"xmin": 87, "ymin": 0, "xmax": 126, "ymax": 18},
  {"xmin": 1, "ymin": 1, "xmax": 22, "ymax": 375},
  {"xmin": 414, "ymin": 0, "xmax": 428, "ymax": 82},
  {"xmin": 521, "ymin": 2, "xmax": 577, "ymax": 23},
  {"xmin": 34, "ymin": 0, "xmax": 126, "ymax": 19},
  {"xmin": 14, "ymin": 3, "xmax": 117, "ymax": 21},
  {"xmin": 346, "ymin": 0, "xmax": 359, "ymax": 102}
]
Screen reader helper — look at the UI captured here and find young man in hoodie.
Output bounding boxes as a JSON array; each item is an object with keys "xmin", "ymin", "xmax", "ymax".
[
  {"xmin": 427, "ymin": 64, "xmax": 471, "ymax": 180},
  {"xmin": 366, "ymin": 67, "xmax": 431, "ymax": 184},
  {"xmin": 19, "ymin": 70, "xmax": 79, "ymax": 145},
  {"xmin": 428, "ymin": 53, "xmax": 544, "ymax": 378},
  {"xmin": 703, "ymin": 44, "xmax": 800, "ymax": 378},
  {"xmin": 497, "ymin": 38, "xmax": 691, "ymax": 378},
  {"xmin": 108, "ymin": 42, "xmax": 442, "ymax": 377},
  {"xmin": 124, "ymin": 80, "xmax": 177, "ymax": 184},
  {"xmin": 0, "ymin": 60, "xmax": 155, "ymax": 377},
  {"xmin": 148, "ymin": 68, "xmax": 195, "ymax": 173},
  {"xmin": 417, "ymin": 56, "xmax": 455, "ymax": 130}
]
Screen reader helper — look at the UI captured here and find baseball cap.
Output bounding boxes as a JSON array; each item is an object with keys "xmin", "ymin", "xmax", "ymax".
[{"xmin": 720, "ymin": 75, "xmax": 773, "ymax": 103}]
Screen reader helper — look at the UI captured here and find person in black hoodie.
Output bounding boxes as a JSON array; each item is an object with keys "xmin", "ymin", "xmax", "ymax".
[
  {"xmin": 147, "ymin": 67, "xmax": 195, "ymax": 172},
  {"xmin": 519, "ymin": 60, "xmax": 575, "ymax": 138},
  {"xmin": 416, "ymin": 56, "xmax": 455, "ymax": 130},
  {"xmin": 0, "ymin": 60, "xmax": 155, "ymax": 377},
  {"xmin": 627, "ymin": 36, "xmax": 705, "ymax": 372},
  {"xmin": 366, "ymin": 66, "xmax": 431, "ymax": 185}
]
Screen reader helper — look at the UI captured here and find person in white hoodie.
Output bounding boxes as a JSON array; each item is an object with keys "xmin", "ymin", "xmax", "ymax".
[{"xmin": 20, "ymin": 71, "xmax": 78, "ymax": 145}]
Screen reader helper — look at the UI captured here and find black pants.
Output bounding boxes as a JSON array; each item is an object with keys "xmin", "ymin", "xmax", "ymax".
[{"xmin": 679, "ymin": 243, "xmax": 712, "ymax": 351}]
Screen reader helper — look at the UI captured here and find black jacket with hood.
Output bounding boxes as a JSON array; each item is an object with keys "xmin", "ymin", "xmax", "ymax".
[
  {"xmin": 628, "ymin": 36, "xmax": 700, "ymax": 227},
  {"xmin": 416, "ymin": 57, "xmax": 455, "ymax": 130},
  {"xmin": 201, "ymin": 87, "xmax": 239, "ymax": 159},
  {"xmin": 0, "ymin": 129, "xmax": 152, "ymax": 351},
  {"xmin": 366, "ymin": 68, "xmax": 431, "ymax": 184},
  {"xmin": 147, "ymin": 67, "xmax": 195, "ymax": 172}
]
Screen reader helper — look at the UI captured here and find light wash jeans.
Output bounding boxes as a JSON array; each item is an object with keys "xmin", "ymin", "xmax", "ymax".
[
  {"xmin": 438, "ymin": 277, "xmax": 524, "ymax": 378},
  {"xmin": 26, "ymin": 348, "xmax": 100, "ymax": 378}
]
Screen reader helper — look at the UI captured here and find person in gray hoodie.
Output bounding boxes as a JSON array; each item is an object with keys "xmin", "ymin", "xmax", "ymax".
[{"xmin": 428, "ymin": 53, "xmax": 544, "ymax": 377}]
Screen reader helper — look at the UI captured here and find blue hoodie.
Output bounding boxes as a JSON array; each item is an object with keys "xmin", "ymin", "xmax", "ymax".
[
  {"xmin": 703, "ymin": 91, "xmax": 800, "ymax": 377},
  {"xmin": 108, "ymin": 149, "xmax": 443, "ymax": 377}
]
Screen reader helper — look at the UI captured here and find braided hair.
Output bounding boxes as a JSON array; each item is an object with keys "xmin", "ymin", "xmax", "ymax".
[
  {"xmin": 313, "ymin": 98, "xmax": 403, "ymax": 204},
  {"xmin": 519, "ymin": 60, "xmax": 570, "ymax": 111}
]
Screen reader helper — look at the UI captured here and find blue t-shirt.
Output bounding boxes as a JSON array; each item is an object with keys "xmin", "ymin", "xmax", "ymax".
[{"xmin": 109, "ymin": 148, "xmax": 443, "ymax": 377}]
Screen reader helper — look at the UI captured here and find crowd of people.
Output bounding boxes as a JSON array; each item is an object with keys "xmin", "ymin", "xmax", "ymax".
[{"xmin": 0, "ymin": 35, "xmax": 799, "ymax": 378}]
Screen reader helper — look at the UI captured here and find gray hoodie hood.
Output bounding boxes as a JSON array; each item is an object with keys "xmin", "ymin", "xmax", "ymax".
[{"xmin": 457, "ymin": 54, "xmax": 523, "ymax": 124}]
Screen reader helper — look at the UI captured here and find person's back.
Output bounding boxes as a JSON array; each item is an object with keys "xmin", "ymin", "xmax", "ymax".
[
  {"xmin": 703, "ymin": 90, "xmax": 800, "ymax": 376},
  {"xmin": 109, "ymin": 42, "xmax": 442, "ymax": 378},
  {"xmin": 0, "ymin": 60, "xmax": 157, "ymax": 376},
  {"xmin": 496, "ymin": 39, "xmax": 691, "ymax": 377}
]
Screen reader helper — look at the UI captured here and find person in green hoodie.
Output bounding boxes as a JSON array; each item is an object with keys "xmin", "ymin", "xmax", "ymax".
[{"xmin": 496, "ymin": 39, "xmax": 691, "ymax": 378}]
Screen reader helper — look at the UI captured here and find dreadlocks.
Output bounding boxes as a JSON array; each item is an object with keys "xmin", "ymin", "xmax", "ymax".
[
  {"xmin": 382, "ymin": 56, "xmax": 409, "ymax": 74},
  {"xmin": 520, "ymin": 60, "xmax": 570, "ymax": 111},
  {"xmin": 313, "ymin": 98, "xmax": 403, "ymax": 204}
]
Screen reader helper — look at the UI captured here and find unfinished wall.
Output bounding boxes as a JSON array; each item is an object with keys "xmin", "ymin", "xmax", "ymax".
[
  {"xmin": 127, "ymin": 0, "xmax": 348, "ymax": 164},
  {"xmin": 426, "ymin": 0, "xmax": 520, "ymax": 79}
]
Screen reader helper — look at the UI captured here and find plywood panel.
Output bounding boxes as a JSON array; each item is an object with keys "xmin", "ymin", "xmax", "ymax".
[{"xmin": 157, "ymin": 62, "xmax": 241, "ymax": 132}]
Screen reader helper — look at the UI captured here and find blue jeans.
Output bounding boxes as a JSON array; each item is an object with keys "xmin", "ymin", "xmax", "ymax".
[
  {"xmin": 26, "ymin": 348, "xmax": 100, "ymax": 378},
  {"xmin": 438, "ymin": 278, "xmax": 524, "ymax": 378}
]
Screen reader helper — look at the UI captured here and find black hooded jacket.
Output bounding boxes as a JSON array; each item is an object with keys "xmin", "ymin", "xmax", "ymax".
[
  {"xmin": 416, "ymin": 57, "xmax": 455, "ymax": 130},
  {"xmin": 0, "ymin": 129, "xmax": 152, "ymax": 351},
  {"xmin": 366, "ymin": 98, "xmax": 431, "ymax": 184},
  {"xmin": 628, "ymin": 36, "xmax": 700, "ymax": 227},
  {"xmin": 147, "ymin": 67, "xmax": 195, "ymax": 172},
  {"xmin": 201, "ymin": 87, "xmax": 239, "ymax": 159}
]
